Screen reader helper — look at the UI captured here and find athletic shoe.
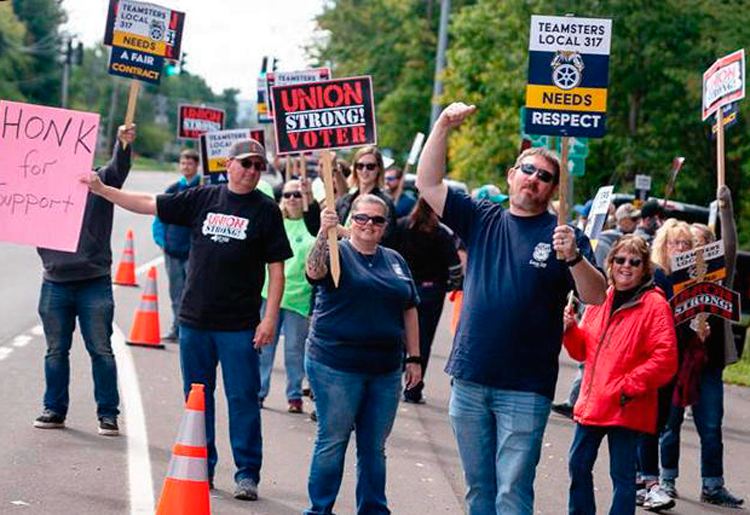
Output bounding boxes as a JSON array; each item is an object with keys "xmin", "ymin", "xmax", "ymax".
[
  {"xmin": 636, "ymin": 487, "xmax": 648, "ymax": 507},
  {"xmin": 701, "ymin": 486, "xmax": 744, "ymax": 508},
  {"xmin": 551, "ymin": 402, "xmax": 574, "ymax": 419},
  {"xmin": 310, "ymin": 409, "xmax": 317, "ymax": 422},
  {"xmin": 643, "ymin": 484, "xmax": 676, "ymax": 511},
  {"xmin": 660, "ymin": 479, "xmax": 678, "ymax": 499},
  {"xmin": 161, "ymin": 330, "xmax": 179, "ymax": 343},
  {"xmin": 98, "ymin": 416, "xmax": 119, "ymax": 436},
  {"xmin": 287, "ymin": 399, "xmax": 303, "ymax": 414},
  {"xmin": 34, "ymin": 410, "xmax": 65, "ymax": 429},
  {"xmin": 234, "ymin": 478, "xmax": 258, "ymax": 501}
]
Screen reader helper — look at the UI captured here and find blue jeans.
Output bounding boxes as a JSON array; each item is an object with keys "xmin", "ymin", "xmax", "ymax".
[
  {"xmin": 660, "ymin": 366, "xmax": 725, "ymax": 489},
  {"xmin": 164, "ymin": 253, "xmax": 188, "ymax": 334},
  {"xmin": 38, "ymin": 276, "xmax": 119, "ymax": 418},
  {"xmin": 179, "ymin": 325, "xmax": 262, "ymax": 483},
  {"xmin": 568, "ymin": 424, "xmax": 638, "ymax": 515},
  {"xmin": 304, "ymin": 357, "xmax": 401, "ymax": 515},
  {"xmin": 258, "ymin": 303, "xmax": 309, "ymax": 400},
  {"xmin": 449, "ymin": 378, "xmax": 551, "ymax": 515}
]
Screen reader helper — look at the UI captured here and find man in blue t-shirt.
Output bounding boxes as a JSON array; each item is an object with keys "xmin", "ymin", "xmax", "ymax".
[{"xmin": 417, "ymin": 102, "xmax": 607, "ymax": 515}]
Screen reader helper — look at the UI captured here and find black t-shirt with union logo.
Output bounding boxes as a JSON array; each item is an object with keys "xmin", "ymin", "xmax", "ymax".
[{"xmin": 157, "ymin": 185, "xmax": 292, "ymax": 331}]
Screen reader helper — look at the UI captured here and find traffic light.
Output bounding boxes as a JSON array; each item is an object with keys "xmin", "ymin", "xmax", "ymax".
[{"xmin": 164, "ymin": 60, "xmax": 179, "ymax": 77}]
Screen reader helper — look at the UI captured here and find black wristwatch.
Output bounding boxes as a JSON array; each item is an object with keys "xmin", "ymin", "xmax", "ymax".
[
  {"xmin": 405, "ymin": 356, "xmax": 421, "ymax": 365},
  {"xmin": 566, "ymin": 250, "xmax": 584, "ymax": 267}
]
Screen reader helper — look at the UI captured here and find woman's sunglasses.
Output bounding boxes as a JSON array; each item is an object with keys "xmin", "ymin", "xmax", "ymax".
[
  {"xmin": 613, "ymin": 256, "xmax": 643, "ymax": 267},
  {"xmin": 238, "ymin": 157, "xmax": 266, "ymax": 171},
  {"xmin": 282, "ymin": 192, "xmax": 302, "ymax": 199},
  {"xmin": 355, "ymin": 162, "xmax": 378, "ymax": 171},
  {"xmin": 518, "ymin": 163, "xmax": 555, "ymax": 184},
  {"xmin": 352, "ymin": 213, "xmax": 387, "ymax": 226}
]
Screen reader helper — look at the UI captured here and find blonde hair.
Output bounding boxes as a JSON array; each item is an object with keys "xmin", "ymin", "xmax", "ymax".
[
  {"xmin": 350, "ymin": 146, "xmax": 384, "ymax": 190},
  {"xmin": 691, "ymin": 223, "xmax": 716, "ymax": 246},
  {"xmin": 280, "ymin": 179, "xmax": 301, "ymax": 219},
  {"xmin": 606, "ymin": 235, "xmax": 653, "ymax": 286},
  {"xmin": 651, "ymin": 218, "xmax": 693, "ymax": 274}
]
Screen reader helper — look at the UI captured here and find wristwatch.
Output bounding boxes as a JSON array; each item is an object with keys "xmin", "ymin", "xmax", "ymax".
[{"xmin": 566, "ymin": 250, "xmax": 583, "ymax": 267}]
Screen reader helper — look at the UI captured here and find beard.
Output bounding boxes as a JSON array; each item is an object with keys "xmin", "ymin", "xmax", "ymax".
[{"xmin": 509, "ymin": 183, "xmax": 552, "ymax": 213}]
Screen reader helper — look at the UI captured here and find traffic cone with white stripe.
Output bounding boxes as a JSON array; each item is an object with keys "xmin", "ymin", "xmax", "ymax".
[
  {"xmin": 126, "ymin": 266, "xmax": 163, "ymax": 348},
  {"xmin": 113, "ymin": 229, "xmax": 138, "ymax": 286},
  {"xmin": 156, "ymin": 383, "xmax": 211, "ymax": 515}
]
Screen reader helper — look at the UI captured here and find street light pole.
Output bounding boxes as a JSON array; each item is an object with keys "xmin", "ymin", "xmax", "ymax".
[{"xmin": 429, "ymin": 0, "xmax": 450, "ymax": 130}]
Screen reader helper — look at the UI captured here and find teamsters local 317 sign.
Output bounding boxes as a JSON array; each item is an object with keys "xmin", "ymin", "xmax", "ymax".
[{"xmin": 525, "ymin": 15, "xmax": 612, "ymax": 138}]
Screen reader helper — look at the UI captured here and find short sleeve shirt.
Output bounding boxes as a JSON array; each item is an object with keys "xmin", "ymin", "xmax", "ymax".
[
  {"xmin": 157, "ymin": 185, "xmax": 292, "ymax": 331},
  {"xmin": 306, "ymin": 240, "xmax": 420, "ymax": 374},
  {"xmin": 441, "ymin": 188, "xmax": 599, "ymax": 399}
]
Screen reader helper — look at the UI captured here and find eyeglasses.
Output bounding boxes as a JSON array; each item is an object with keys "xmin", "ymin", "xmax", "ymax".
[
  {"xmin": 282, "ymin": 191, "xmax": 302, "ymax": 199},
  {"xmin": 518, "ymin": 163, "xmax": 556, "ymax": 184},
  {"xmin": 355, "ymin": 162, "xmax": 378, "ymax": 171},
  {"xmin": 613, "ymin": 256, "xmax": 643, "ymax": 267},
  {"xmin": 384, "ymin": 175, "xmax": 399, "ymax": 183},
  {"xmin": 238, "ymin": 157, "xmax": 265, "ymax": 171},
  {"xmin": 352, "ymin": 213, "xmax": 387, "ymax": 226}
]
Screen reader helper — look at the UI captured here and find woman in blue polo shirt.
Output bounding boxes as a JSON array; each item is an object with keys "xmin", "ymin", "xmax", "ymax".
[{"xmin": 303, "ymin": 194, "xmax": 421, "ymax": 515}]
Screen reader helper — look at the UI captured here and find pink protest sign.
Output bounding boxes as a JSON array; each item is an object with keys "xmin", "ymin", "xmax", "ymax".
[{"xmin": 0, "ymin": 101, "xmax": 100, "ymax": 251}]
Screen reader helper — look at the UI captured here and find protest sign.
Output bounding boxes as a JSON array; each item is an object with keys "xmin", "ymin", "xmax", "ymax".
[
  {"xmin": 0, "ymin": 101, "xmax": 99, "ymax": 251},
  {"xmin": 702, "ymin": 49, "xmax": 745, "ymax": 122},
  {"xmin": 711, "ymin": 102, "xmax": 739, "ymax": 139},
  {"xmin": 634, "ymin": 174, "xmax": 651, "ymax": 202},
  {"xmin": 199, "ymin": 128, "xmax": 265, "ymax": 184},
  {"xmin": 104, "ymin": 0, "xmax": 185, "ymax": 60},
  {"xmin": 583, "ymin": 185, "xmax": 614, "ymax": 244},
  {"xmin": 406, "ymin": 132, "xmax": 426, "ymax": 171},
  {"xmin": 108, "ymin": 45, "xmax": 164, "ymax": 84},
  {"xmin": 670, "ymin": 240, "xmax": 726, "ymax": 293},
  {"xmin": 525, "ymin": 15, "xmax": 612, "ymax": 138},
  {"xmin": 178, "ymin": 105, "xmax": 225, "ymax": 140},
  {"xmin": 271, "ymin": 76, "xmax": 376, "ymax": 155},
  {"xmin": 663, "ymin": 157, "xmax": 685, "ymax": 202},
  {"xmin": 257, "ymin": 74, "xmax": 272, "ymax": 124},
  {"xmin": 266, "ymin": 67, "xmax": 332, "ymax": 119},
  {"xmin": 670, "ymin": 281, "xmax": 741, "ymax": 325}
]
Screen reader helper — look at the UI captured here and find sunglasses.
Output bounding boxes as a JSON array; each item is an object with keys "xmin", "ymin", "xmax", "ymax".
[
  {"xmin": 282, "ymin": 191, "xmax": 302, "ymax": 199},
  {"xmin": 238, "ymin": 157, "xmax": 265, "ymax": 171},
  {"xmin": 352, "ymin": 213, "xmax": 387, "ymax": 226},
  {"xmin": 613, "ymin": 256, "xmax": 643, "ymax": 267},
  {"xmin": 384, "ymin": 175, "xmax": 399, "ymax": 182},
  {"xmin": 518, "ymin": 163, "xmax": 556, "ymax": 184},
  {"xmin": 355, "ymin": 162, "xmax": 378, "ymax": 171}
]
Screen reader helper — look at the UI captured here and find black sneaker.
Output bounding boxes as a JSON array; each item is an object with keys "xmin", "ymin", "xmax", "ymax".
[
  {"xmin": 309, "ymin": 409, "xmax": 317, "ymax": 422},
  {"xmin": 98, "ymin": 416, "xmax": 119, "ymax": 436},
  {"xmin": 551, "ymin": 403, "xmax": 574, "ymax": 419},
  {"xmin": 161, "ymin": 330, "xmax": 179, "ymax": 343},
  {"xmin": 34, "ymin": 410, "xmax": 65, "ymax": 429},
  {"xmin": 701, "ymin": 486, "xmax": 744, "ymax": 508},
  {"xmin": 233, "ymin": 478, "xmax": 258, "ymax": 501}
]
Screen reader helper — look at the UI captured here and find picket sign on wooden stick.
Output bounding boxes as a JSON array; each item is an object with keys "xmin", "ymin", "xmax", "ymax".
[
  {"xmin": 284, "ymin": 155, "xmax": 292, "ymax": 182},
  {"xmin": 694, "ymin": 246, "xmax": 710, "ymax": 340},
  {"xmin": 299, "ymin": 154, "xmax": 309, "ymax": 212},
  {"xmin": 122, "ymin": 80, "xmax": 141, "ymax": 149},
  {"xmin": 716, "ymin": 107, "xmax": 726, "ymax": 197},
  {"xmin": 320, "ymin": 151, "xmax": 340, "ymax": 287},
  {"xmin": 557, "ymin": 136, "xmax": 570, "ymax": 260}
]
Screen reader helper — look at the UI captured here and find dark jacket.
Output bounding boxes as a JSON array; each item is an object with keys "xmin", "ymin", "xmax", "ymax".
[
  {"xmin": 36, "ymin": 141, "xmax": 132, "ymax": 282},
  {"xmin": 152, "ymin": 175, "xmax": 201, "ymax": 259}
]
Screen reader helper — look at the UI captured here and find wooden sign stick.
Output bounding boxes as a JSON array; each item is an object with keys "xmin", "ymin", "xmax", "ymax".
[
  {"xmin": 122, "ymin": 80, "xmax": 141, "ymax": 150},
  {"xmin": 716, "ymin": 107, "xmax": 726, "ymax": 195},
  {"xmin": 284, "ymin": 156, "xmax": 292, "ymax": 182},
  {"xmin": 557, "ymin": 136, "xmax": 570, "ymax": 259},
  {"xmin": 694, "ymin": 246, "xmax": 710, "ymax": 341},
  {"xmin": 320, "ymin": 151, "xmax": 340, "ymax": 287},
  {"xmin": 300, "ymin": 154, "xmax": 309, "ymax": 212}
]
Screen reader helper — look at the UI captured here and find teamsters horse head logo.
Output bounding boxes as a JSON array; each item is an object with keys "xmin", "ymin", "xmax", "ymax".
[{"xmin": 550, "ymin": 51, "xmax": 585, "ymax": 90}]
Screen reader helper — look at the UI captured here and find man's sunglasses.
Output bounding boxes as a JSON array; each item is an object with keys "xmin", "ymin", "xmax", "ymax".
[
  {"xmin": 282, "ymin": 191, "xmax": 302, "ymax": 199},
  {"xmin": 352, "ymin": 213, "xmax": 387, "ymax": 226},
  {"xmin": 613, "ymin": 256, "xmax": 643, "ymax": 267},
  {"xmin": 518, "ymin": 163, "xmax": 556, "ymax": 184},
  {"xmin": 355, "ymin": 162, "xmax": 378, "ymax": 171},
  {"xmin": 384, "ymin": 175, "xmax": 399, "ymax": 182},
  {"xmin": 238, "ymin": 157, "xmax": 266, "ymax": 171}
]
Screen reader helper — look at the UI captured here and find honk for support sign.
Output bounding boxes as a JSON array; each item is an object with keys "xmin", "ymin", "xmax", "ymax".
[{"xmin": 0, "ymin": 101, "xmax": 99, "ymax": 252}]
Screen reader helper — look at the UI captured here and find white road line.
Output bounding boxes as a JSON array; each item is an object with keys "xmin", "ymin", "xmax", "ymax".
[
  {"xmin": 13, "ymin": 335, "xmax": 32, "ymax": 347},
  {"xmin": 0, "ymin": 347, "xmax": 12, "ymax": 360}
]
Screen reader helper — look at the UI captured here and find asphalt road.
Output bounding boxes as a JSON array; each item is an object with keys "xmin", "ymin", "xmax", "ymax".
[{"xmin": 0, "ymin": 171, "xmax": 747, "ymax": 514}]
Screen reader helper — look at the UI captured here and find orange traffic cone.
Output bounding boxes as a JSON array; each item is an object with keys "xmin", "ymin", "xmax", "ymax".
[
  {"xmin": 114, "ymin": 229, "xmax": 138, "ymax": 286},
  {"xmin": 156, "ymin": 383, "xmax": 211, "ymax": 515},
  {"xmin": 126, "ymin": 266, "xmax": 164, "ymax": 348}
]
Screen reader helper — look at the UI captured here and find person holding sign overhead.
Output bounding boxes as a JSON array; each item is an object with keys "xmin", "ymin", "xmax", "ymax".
[
  {"xmin": 417, "ymin": 102, "xmax": 606, "ymax": 515},
  {"xmin": 81, "ymin": 138, "xmax": 292, "ymax": 502},
  {"xmin": 34, "ymin": 124, "xmax": 135, "ymax": 437}
]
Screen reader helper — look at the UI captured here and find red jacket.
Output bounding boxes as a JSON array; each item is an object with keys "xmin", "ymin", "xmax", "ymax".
[{"xmin": 563, "ymin": 284, "xmax": 678, "ymax": 434}]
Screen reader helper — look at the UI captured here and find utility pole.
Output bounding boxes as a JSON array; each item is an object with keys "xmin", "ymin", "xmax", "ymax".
[
  {"xmin": 429, "ymin": 0, "xmax": 451, "ymax": 129},
  {"xmin": 61, "ymin": 39, "xmax": 72, "ymax": 108}
]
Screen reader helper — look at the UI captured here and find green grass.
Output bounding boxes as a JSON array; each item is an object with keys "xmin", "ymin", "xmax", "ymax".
[{"xmin": 724, "ymin": 349, "xmax": 750, "ymax": 387}]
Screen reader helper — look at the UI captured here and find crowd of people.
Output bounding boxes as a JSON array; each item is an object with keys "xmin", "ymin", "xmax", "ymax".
[{"xmin": 31, "ymin": 98, "xmax": 745, "ymax": 514}]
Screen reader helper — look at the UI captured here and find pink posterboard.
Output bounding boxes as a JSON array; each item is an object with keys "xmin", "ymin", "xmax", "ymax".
[{"xmin": 0, "ymin": 101, "xmax": 100, "ymax": 252}]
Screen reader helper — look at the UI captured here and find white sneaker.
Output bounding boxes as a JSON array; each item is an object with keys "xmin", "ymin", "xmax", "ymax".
[{"xmin": 643, "ymin": 484, "xmax": 676, "ymax": 511}]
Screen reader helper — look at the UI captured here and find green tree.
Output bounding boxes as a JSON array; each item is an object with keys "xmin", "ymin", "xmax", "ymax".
[{"xmin": 0, "ymin": 4, "xmax": 34, "ymax": 100}]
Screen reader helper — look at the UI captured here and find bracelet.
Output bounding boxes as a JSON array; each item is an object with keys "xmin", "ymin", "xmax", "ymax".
[
  {"xmin": 405, "ymin": 356, "xmax": 421, "ymax": 365},
  {"xmin": 566, "ymin": 250, "xmax": 583, "ymax": 267}
]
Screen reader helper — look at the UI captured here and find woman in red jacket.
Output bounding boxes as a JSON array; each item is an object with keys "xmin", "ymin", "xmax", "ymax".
[{"xmin": 563, "ymin": 235, "xmax": 678, "ymax": 515}]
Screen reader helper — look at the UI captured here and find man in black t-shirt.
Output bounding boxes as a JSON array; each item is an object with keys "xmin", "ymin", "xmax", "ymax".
[
  {"xmin": 82, "ymin": 139, "xmax": 292, "ymax": 502},
  {"xmin": 417, "ymin": 103, "xmax": 607, "ymax": 515}
]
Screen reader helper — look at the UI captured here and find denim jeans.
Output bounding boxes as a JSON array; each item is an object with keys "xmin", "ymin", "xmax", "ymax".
[
  {"xmin": 164, "ymin": 252, "xmax": 188, "ymax": 335},
  {"xmin": 568, "ymin": 424, "xmax": 638, "ymax": 515},
  {"xmin": 304, "ymin": 357, "xmax": 401, "ymax": 515},
  {"xmin": 179, "ymin": 325, "xmax": 262, "ymax": 483},
  {"xmin": 660, "ymin": 365, "xmax": 725, "ymax": 489},
  {"xmin": 258, "ymin": 303, "xmax": 309, "ymax": 400},
  {"xmin": 636, "ymin": 382, "xmax": 675, "ymax": 482},
  {"xmin": 566, "ymin": 363, "xmax": 585, "ymax": 406},
  {"xmin": 404, "ymin": 284, "xmax": 446, "ymax": 401},
  {"xmin": 38, "ymin": 276, "xmax": 119, "ymax": 418},
  {"xmin": 449, "ymin": 378, "xmax": 551, "ymax": 515}
]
